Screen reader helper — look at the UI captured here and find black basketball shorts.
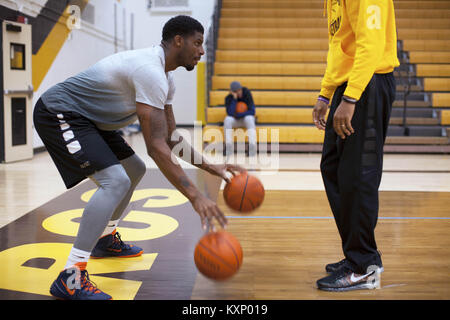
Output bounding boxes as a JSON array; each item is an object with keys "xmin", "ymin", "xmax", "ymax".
[{"xmin": 33, "ymin": 98, "xmax": 135, "ymax": 189}]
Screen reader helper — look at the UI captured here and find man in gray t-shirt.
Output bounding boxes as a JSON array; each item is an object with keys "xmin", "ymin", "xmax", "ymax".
[
  {"xmin": 41, "ymin": 45, "xmax": 176, "ymax": 131},
  {"xmin": 34, "ymin": 15, "xmax": 245, "ymax": 300}
]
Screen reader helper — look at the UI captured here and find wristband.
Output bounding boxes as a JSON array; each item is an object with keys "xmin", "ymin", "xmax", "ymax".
[
  {"xmin": 342, "ymin": 95, "xmax": 357, "ymax": 104},
  {"xmin": 318, "ymin": 96, "xmax": 330, "ymax": 105}
]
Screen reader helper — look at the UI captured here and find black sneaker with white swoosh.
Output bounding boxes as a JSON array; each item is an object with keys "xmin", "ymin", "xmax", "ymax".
[{"xmin": 317, "ymin": 265, "xmax": 384, "ymax": 292}]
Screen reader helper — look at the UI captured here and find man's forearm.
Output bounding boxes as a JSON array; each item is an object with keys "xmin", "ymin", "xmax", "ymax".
[
  {"xmin": 169, "ymin": 135, "xmax": 212, "ymax": 172},
  {"xmin": 149, "ymin": 141, "xmax": 201, "ymax": 202}
]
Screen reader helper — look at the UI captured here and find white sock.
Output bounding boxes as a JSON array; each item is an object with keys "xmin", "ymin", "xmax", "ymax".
[
  {"xmin": 64, "ymin": 247, "xmax": 91, "ymax": 270},
  {"xmin": 100, "ymin": 219, "xmax": 120, "ymax": 237}
]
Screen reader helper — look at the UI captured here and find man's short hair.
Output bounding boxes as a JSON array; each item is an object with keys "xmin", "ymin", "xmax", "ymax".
[{"xmin": 162, "ymin": 15, "xmax": 204, "ymax": 41}]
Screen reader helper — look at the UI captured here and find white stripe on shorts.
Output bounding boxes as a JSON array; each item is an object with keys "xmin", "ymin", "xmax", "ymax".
[
  {"xmin": 62, "ymin": 130, "xmax": 75, "ymax": 142},
  {"xmin": 66, "ymin": 140, "xmax": 82, "ymax": 154}
]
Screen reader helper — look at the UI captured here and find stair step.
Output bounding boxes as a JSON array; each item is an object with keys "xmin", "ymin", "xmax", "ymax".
[
  {"xmin": 391, "ymin": 108, "xmax": 435, "ymax": 117},
  {"xmin": 215, "ymin": 50, "xmax": 327, "ymax": 63},
  {"xmin": 210, "ymin": 90, "xmax": 316, "ymax": 107},
  {"xmin": 417, "ymin": 64, "xmax": 450, "ymax": 77},
  {"xmin": 220, "ymin": 8, "xmax": 450, "ymax": 20},
  {"xmin": 211, "ymin": 75, "xmax": 322, "ymax": 91},
  {"xmin": 409, "ymin": 51, "xmax": 450, "ymax": 64},
  {"xmin": 219, "ymin": 28, "xmax": 327, "ymax": 39},
  {"xmin": 222, "ymin": 1, "xmax": 333, "ymax": 10},
  {"xmin": 214, "ymin": 62, "xmax": 326, "ymax": 76},
  {"xmin": 202, "ymin": 125, "xmax": 325, "ymax": 143},
  {"xmin": 393, "ymin": 100, "xmax": 432, "ymax": 108},
  {"xmin": 218, "ymin": 38, "xmax": 329, "ymax": 50},
  {"xmin": 442, "ymin": 110, "xmax": 450, "ymax": 125},
  {"xmin": 207, "ymin": 107, "xmax": 440, "ymax": 126},
  {"xmin": 218, "ymin": 27, "xmax": 450, "ymax": 41},
  {"xmin": 273, "ymin": 143, "xmax": 450, "ymax": 153},
  {"xmin": 388, "ymin": 125, "xmax": 444, "ymax": 137},
  {"xmin": 219, "ymin": 18, "xmax": 450, "ymax": 29},
  {"xmin": 207, "ymin": 107, "xmax": 316, "ymax": 124},
  {"xmin": 222, "ymin": 0, "xmax": 450, "ymax": 10},
  {"xmin": 424, "ymin": 78, "xmax": 450, "ymax": 91},
  {"xmin": 396, "ymin": 85, "xmax": 423, "ymax": 92},
  {"xmin": 403, "ymin": 40, "xmax": 450, "ymax": 52},
  {"xmin": 208, "ymin": 143, "xmax": 450, "ymax": 154},
  {"xmin": 396, "ymin": 91, "xmax": 430, "ymax": 100},
  {"xmin": 211, "ymin": 75, "xmax": 424, "ymax": 92},
  {"xmin": 389, "ymin": 117, "xmax": 440, "ymax": 125},
  {"xmin": 433, "ymin": 93, "xmax": 450, "ymax": 107},
  {"xmin": 386, "ymin": 136, "xmax": 448, "ymax": 145}
]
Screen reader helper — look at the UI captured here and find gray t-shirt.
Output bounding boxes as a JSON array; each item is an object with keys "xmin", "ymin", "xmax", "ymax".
[{"xmin": 41, "ymin": 45, "xmax": 175, "ymax": 130}]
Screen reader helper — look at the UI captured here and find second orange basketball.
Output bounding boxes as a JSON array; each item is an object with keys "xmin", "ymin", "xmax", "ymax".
[
  {"xmin": 235, "ymin": 101, "xmax": 248, "ymax": 113},
  {"xmin": 194, "ymin": 231, "xmax": 243, "ymax": 281},
  {"xmin": 223, "ymin": 172, "xmax": 265, "ymax": 213}
]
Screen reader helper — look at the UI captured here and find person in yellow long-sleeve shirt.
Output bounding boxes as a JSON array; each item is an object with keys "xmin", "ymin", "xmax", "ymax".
[{"xmin": 312, "ymin": 0, "xmax": 399, "ymax": 291}]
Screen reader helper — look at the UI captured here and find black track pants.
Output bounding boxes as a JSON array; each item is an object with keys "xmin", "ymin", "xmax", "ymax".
[{"xmin": 320, "ymin": 73, "xmax": 396, "ymax": 274}]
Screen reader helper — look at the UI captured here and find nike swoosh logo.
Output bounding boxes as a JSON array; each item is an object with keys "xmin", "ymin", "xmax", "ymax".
[
  {"xmin": 350, "ymin": 272, "xmax": 373, "ymax": 283},
  {"xmin": 61, "ymin": 279, "xmax": 75, "ymax": 295}
]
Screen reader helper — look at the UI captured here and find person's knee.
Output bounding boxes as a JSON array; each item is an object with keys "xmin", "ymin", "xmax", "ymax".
[
  {"xmin": 223, "ymin": 116, "xmax": 234, "ymax": 128},
  {"xmin": 243, "ymin": 115, "xmax": 256, "ymax": 128},
  {"xmin": 119, "ymin": 155, "xmax": 146, "ymax": 187},
  {"xmin": 110, "ymin": 169, "xmax": 132, "ymax": 196},
  {"xmin": 95, "ymin": 165, "xmax": 131, "ymax": 197},
  {"xmin": 134, "ymin": 157, "xmax": 146, "ymax": 181}
]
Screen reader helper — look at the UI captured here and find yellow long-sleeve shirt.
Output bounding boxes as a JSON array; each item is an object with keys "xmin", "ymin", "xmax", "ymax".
[{"xmin": 319, "ymin": 0, "xmax": 400, "ymax": 101}]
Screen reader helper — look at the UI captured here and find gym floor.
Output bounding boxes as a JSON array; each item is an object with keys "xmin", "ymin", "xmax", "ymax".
[{"xmin": 0, "ymin": 130, "xmax": 449, "ymax": 300}]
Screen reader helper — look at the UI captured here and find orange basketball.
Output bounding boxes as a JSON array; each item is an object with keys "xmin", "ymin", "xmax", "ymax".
[
  {"xmin": 236, "ymin": 101, "xmax": 248, "ymax": 113},
  {"xmin": 223, "ymin": 172, "xmax": 265, "ymax": 213},
  {"xmin": 194, "ymin": 231, "xmax": 243, "ymax": 281}
]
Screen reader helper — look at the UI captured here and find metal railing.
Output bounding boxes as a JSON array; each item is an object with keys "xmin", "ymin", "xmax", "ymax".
[
  {"xmin": 204, "ymin": 0, "xmax": 222, "ymax": 123},
  {"xmin": 397, "ymin": 39, "xmax": 412, "ymax": 136}
]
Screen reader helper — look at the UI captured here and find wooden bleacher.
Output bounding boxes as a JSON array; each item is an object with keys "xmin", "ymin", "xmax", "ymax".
[{"xmin": 204, "ymin": 0, "xmax": 450, "ymax": 153}]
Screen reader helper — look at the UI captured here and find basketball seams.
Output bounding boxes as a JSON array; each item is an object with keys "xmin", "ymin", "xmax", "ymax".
[
  {"xmin": 221, "ymin": 237, "xmax": 242, "ymax": 268},
  {"xmin": 197, "ymin": 241, "xmax": 236, "ymax": 271},
  {"xmin": 245, "ymin": 179, "xmax": 265, "ymax": 211},
  {"xmin": 245, "ymin": 197, "xmax": 256, "ymax": 211},
  {"xmin": 224, "ymin": 176, "xmax": 244, "ymax": 211},
  {"xmin": 224, "ymin": 173, "xmax": 264, "ymax": 212},
  {"xmin": 239, "ymin": 174, "xmax": 250, "ymax": 211}
]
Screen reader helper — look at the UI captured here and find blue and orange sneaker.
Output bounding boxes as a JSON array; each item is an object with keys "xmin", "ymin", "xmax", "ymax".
[
  {"xmin": 90, "ymin": 229, "xmax": 143, "ymax": 258},
  {"xmin": 50, "ymin": 262, "xmax": 112, "ymax": 300}
]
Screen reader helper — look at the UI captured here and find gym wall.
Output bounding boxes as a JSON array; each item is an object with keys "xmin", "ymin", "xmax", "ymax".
[{"xmin": 0, "ymin": 0, "xmax": 214, "ymax": 149}]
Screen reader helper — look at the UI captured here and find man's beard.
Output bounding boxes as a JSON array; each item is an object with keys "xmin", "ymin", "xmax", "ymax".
[{"xmin": 185, "ymin": 64, "xmax": 195, "ymax": 71}]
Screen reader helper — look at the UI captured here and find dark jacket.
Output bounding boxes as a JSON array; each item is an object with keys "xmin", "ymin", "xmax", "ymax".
[{"xmin": 224, "ymin": 87, "xmax": 256, "ymax": 119}]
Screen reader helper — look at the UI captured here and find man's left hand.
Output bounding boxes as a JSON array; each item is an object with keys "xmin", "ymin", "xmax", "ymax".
[
  {"xmin": 205, "ymin": 163, "xmax": 247, "ymax": 183},
  {"xmin": 230, "ymin": 91, "xmax": 238, "ymax": 100},
  {"xmin": 333, "ymin": 99, "xmax": 356, "ymax": 139}
]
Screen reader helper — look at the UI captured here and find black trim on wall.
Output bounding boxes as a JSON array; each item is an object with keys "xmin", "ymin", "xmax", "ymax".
[{"xmin": 0, "ymin": 1, "xmax": 87, "ymax": 55}]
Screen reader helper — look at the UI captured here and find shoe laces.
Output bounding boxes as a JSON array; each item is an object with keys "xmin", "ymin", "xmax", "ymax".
[
  {"xmin": 111, "ymin": 231, "xmax": 131, "ymax": 250},
  {"xmin": 80, "ymin": 270, "xmax": 101, "ymax": 294},
  {"xmin": 336, "ymin": 259, "xmax": 347, "ymax": 266},
  {"xmin": 330, "ymin": 265, "xmax": 352, "ymax": 280}
]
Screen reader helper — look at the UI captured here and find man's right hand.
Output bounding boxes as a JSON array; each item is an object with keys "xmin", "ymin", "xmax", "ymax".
[
  {"xmin": 137, "ymin": 102, "xmax": 227, "ymax": 231},
  {"xmin": 312, "ymin": 99, "xmax": 329, "ymax": 130},
  {"xmin": 230, "ymin": 91, "xmax": 238, "ymax": 100},
  {"xmin": 191, "ymin": 193, "xmax": 228, "ymax": 231}
]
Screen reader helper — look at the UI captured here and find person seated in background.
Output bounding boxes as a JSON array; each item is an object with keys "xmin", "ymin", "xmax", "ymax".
[{"xmin": 224, "ymin": 81, "xmax": 257, "ymax": 157}]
